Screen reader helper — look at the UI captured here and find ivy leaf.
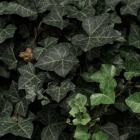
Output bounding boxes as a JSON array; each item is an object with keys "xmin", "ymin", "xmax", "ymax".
[
  {"xmin": 35, "ymin": 44, "xmax": 79, "ymax": 77},
  {"xmin": 33, "ymin": 36, "xmax": 58, "ymax": 60},
  {"xmin": 0, "ymin": 98, "xmax": 13, "ymax": 118},
  {"xmin": 69, "ymin": 45, "xmax": 83, "ymax": 57},
  {"xmin": 59, "ymin": 133, "xmax": 74, "ymax": 140},
  {"xmin": 43, "ymin": 6, "xmax": 69, "ymax": 30},
  {"xmin": 110, "ymin": 12, "xmax": 122, "ymax": 24},
  {"xmin": 121, "ymin": 0, "xmax": 140, "ymax": 16},
  {"xmin": 46, "ymin": 79, "xmax": 75, "ymax": 103},
  {"xmin": 74, "ymin": 125, "xmax": 91, "ymax": 140},
  {"xmin": 7, "ymin": 0, "xmax": 37, "ymax": 17},
  {"xmin": 90, "ymin": 64, "xmax": 116, "ymax": 83},
  {"xmin": 129, "ymin": 24, "xmax": 140, "ymax": 49},
  {"xmin": 5, "ymin": 81, "xmax": 30, "ymax": 117},
  {"xmin": 0, "ymin": 111, "xmax": 36, "ymax": 138},
  {"xmin": 18, "ymin": 24, "xmax": 30, "ymax": 39},
  {"xmin": 125, "ymin": 92, "xmax": 140, "ymax": 113},
  {"xmin": 72, "ymin": 15, "xmax": 120, "ymax": 52},
  {"xmin": 0, "ymin": 43, "xmax": 17, "ymax": 69},
  {"xmin": 0, "ymin": 1, "xmax": 8, "ymax": 15},
  {"xmin": 18, "ymin": 62, "xmax": 46, "ymax": 89},
  {"xmin": 0, "ymin": 66, "xmax": 10, "ymax": 78},
  {"xmin": 102, "ymin": 123, "xmax": 120, "ymax": 140},
  {"xmin": 105, "ymin": 0, "xmax": 120, "ymax": 10},
  {"xmin": 90, "ymin": 78, "xmax": 117, "ymax": 105},
  {"xmin": 0, "ymin": 24, "xmax": 17, "ymax": 44},
  {"xmin": 114, "ymin": 96, "xmax": 128, "ymax": 112},
  {"xmin": 38, "ymin": 105, "xmax": 66, "ymax": 140}
]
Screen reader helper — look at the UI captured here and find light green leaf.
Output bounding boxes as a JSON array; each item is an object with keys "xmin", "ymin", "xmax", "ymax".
[
  {"xmin": 90, "ymin": 78, "xmax": 117, "ymax": 105},
  {"xmin": 74, "ymin": 125, "xmax": 91, "ymax": 140},
  {"xmin": 0, "ymin": 98, "xmax": 13, "ymax": 118},
  {"xmin": 46, "ymin": 79, "xmax": 75, "ymax": 103},
  {"xmin": 72, "ymin": 15, "xmax": 120, "ymax": 52},
  {"xmin": 125, "ymin": 92, "xmax": 140, "ymax": 113},
  {"xmin": 18, "ymin": 62, "xmax": 46, "ymax": 89},
  {"xmin": 38, "ymin": 105, "xmax": 66, "ymax": 140},
  {"xmin": 0, "ymin": 111, "xmax": 36, "ymax": 138},
  {"xmin": 43, "ymin": 6, "xmax": 69, "ymax": 30},
  {"xmin": 0, "ymin": 66, "xmax": 10, "ymax": 78},
  {"xmin": 5, "ymin": 81, "xmax": 30, "ymax": 117},
  {"xmin": 90, "ymin": 64, "xmax": 116, "ymax": 83},
  {"xmin": 0, "ymin": 24, "xmax": 16, "ymax": 43},
  {"xmin": 7, "ymin": 0, "xmax": 37, "ymax": 17},
  {"xmin": 0, "ymin": 43, "xmax": 17, "ymax": 69},
  {"xmin": 33, "ymin": 36, "xmax": 58, "ymax": 60},
  {"xmin": 121, "ymin": 0, "xmax": 140, "ymax": 16},
  {"xmin": 129, "ymin": 24, "xmax": 140, "ymax": 49},
  {"xmin": 105, "ymin": 0, "xmax": 120, "ymax": 10},
  {"xmin": 35, "ymin": 44, "xmax": 79, "ymax": 77}
]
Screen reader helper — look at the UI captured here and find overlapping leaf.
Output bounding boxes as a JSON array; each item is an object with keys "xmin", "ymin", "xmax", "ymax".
[
  {"xmin": 18, "ymin": 62, "xmax": 46, "ymax": 89},
  {"xmin": 0, "ymin": 112, "xmax": 36, "ymax": 138},
  {"xmin": 38, "ymin": 105, "xmax": 66, "ymax": 140},
  {"xmin": 43, "ymin": 6, "xmax": 69, "ymax": 30},
  {"xmin": 0, "ymin": 66, "xmax": 10, "ymax": 78},
  {"xmin": 72, "ymin": 15, "xmax": 120, "ymax": 52},
  {"xmin": 0, "ymin": 1, "xmax": 8, "ymax": 15},
  {"xmin": 121, "ymin": 0, "xmax": 140, "ymax": 16},
  {"xmin": 35, "ymin": 44, "xmax": 79, "ymax": 77},
  {"xmin": 105, "ymin": 0, "xmax": 120, "ymax": 10}
]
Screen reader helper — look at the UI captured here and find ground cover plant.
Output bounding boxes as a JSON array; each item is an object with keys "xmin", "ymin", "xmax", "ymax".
[{"xmin": 1, "ymin": 0, "xmax": 140, "ymax": 140}]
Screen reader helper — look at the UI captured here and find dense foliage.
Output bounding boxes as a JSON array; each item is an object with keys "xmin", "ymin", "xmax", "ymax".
[{"xmin": 1, "ymin": 0, "xmax": 140, "ymax": 140}]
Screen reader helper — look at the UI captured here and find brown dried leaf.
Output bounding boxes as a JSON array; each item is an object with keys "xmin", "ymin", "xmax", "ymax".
[
  {"xmin": 11, "ymin": 114, "xmax": 18, "ymax": 121},
  {"xmin": 19, "ymin": 47, "xmax": 36, "ymax": 63}
]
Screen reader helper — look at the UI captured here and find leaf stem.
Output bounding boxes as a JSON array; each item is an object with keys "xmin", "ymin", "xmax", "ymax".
[{"xmin": 76, "ymin": 105, "xmax": 83, "ymax": 118}]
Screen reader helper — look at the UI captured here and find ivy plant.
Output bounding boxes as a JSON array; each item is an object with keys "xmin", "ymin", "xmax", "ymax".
[{"xmin": 1, "ymin": 0, "xmax": 140, "ymax": 140}]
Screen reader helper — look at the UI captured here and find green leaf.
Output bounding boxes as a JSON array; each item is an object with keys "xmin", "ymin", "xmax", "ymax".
[
  {"xmin": 7, "ymin": 0, "xmax": 37, "ymax": 17},
  {"xmin": 80, "ymin": 66, "xmax": 96, "ymax": 82},
  {"xmin": 91, "ymin": 124, "xmax": 108, "ymax": 140},
  {"xmin": 5, "ymin": 81, "xmax": 30, "ymax": 117},
  {"xmin": 59, "ymin": 133, "xmax": 74, "ymax": 140},
  {"xmin": 105, "ymin": 0, "xmax": 120, "ymax": 10},
  {"xmin": 0, "ymin": 1, "xmax": 8, "ymax": 15},
  {"xmin": 0, "ymin": 98, "xmax": 13, "ymax": 118},
  {"xmin": 43, "ymin": 6, "xmax": 69, "ymax": 30},
  {"xmin": 33, "ymin": 36, "xmax": 58, "ymax": 60},
  {"xmin": 0, "ymin": 24, "xmax": 16, "ymax": 43},
  {"xmin": 110, "ymin": 12, "xmax": 122, "ymax": 24},
  {"xmin": 129, "ymin": 24, "xmax": 140, "ymax": 49},
  {"xmin": 125, "ymin": 92, "xmax": 140, "ymax": 113},
  {"xmin": 72, "ymin": 15, "xmax": 120, "ymax": 52},
  {"xmin": 90, "ymin": 78, "xmax": 117, "ymax": 105},
  {"xmin": 18, "ymin": 24, "xmax": 30, "ymax": 39},
  {"xmin": 69, "ymin": 45, "xmax": 83, "ymax": 57},
  {"xmin": 0, "ymin": 66, "xmax": 10, "ymax": 78},
  {"xmin": 18, "ymin": 62, "xmax": 46, "ymax": 89},
  {"xmin": 0, "ymin": 111, "xmax": 36, "ymax": 138},
  {"xmin": 35, "ymin": 44, "xmax": 79, "ymax": 77},
  {"xmin": 121, "ymin": 0, "xmax": 140, "ymax": 16},
  {"xmin": 38, "ymin": 105, "xmax": 66, "ymax": 140},
  {"xmin": 74, "ymin": 125, "xmax": 91, "ymax": 140},
  {"xmin": 90, "ymin": 64, "xmax": 116, "ymax": 83},
  {"xmin": 0, "ymin": 43, "xmax": 17, "ymax": 69},
  {"xmin": 102, "ymin": 123, "xmax": 120, "ymax": 140},
  {"xmin": 46, "ymin": 79, "xmax": 75, "ymax": 103}
]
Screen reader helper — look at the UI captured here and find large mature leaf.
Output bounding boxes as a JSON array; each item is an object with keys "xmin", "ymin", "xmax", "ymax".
[
  {"xmin": 7, "ymin": 0, "xmax": 37, "ymax": 17},
  {"xmin": 43, "ymin": 6, "xmax": 69, "ymax": 30},
  {"xmin": 33, "ymin": 37, "xmax": 58, "ymax": 60},
  {"xmin": 38, "ymin": 105, "xmax": 66, "ymax": 140},
  {"xmin": 35, "ymin": 44, "xmax": 79, "ymax": 77},
  {"xmin": 18, "ymin": 62, "xmax": 46, "ymax": 89},
  {"xmin": 72, "ymin": 15, "xmax": 120, "ymax": 52},
  {"xmin": 105, "ymin": 0, "xmax": 120, "ymax": 10},
  {"xmin": 0, "ymin": 1, "xmax": 8, "ymax": 15},
  {"xmin": 0, "ymin": 111, "xmax": 36, "ymax": 138},
  {"xmin": 102, "ymin": 123, "xmax": 120, "ymax": 140},
  {"xmin": 0, "ymin": 66, "xmax": 10, "ymax": 78},
  {"xmin": 0, "ymin": 98, "xmax": 13, "ymax": 118},
  {"xmin": 65, "ymin": 0, "xmax": 96, "ymax": 21},
  {"xmin": 129, "ymin": 24, "xmax": 140, "ymax": 49},
  {"xmin": 46, "ymin": 79, "xmax": 75, "ymax": 103},
  {"xmin": 0, "ymin": 24, "xmax": 16, "ymax": 44},
  {"xmin": 5, "ymin": 81, "xmax": 29, "ymax": 117},
  {"xmin": 125, "ymin": 92, "xmax": 140, "ymax": 113},
  {"xmin": 121, "ymin": 0, "xmax": 140, "ymax": 16},
  {"xmin": 0, "ymin": 43, "xmax": 17, "ymax": 69}
]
